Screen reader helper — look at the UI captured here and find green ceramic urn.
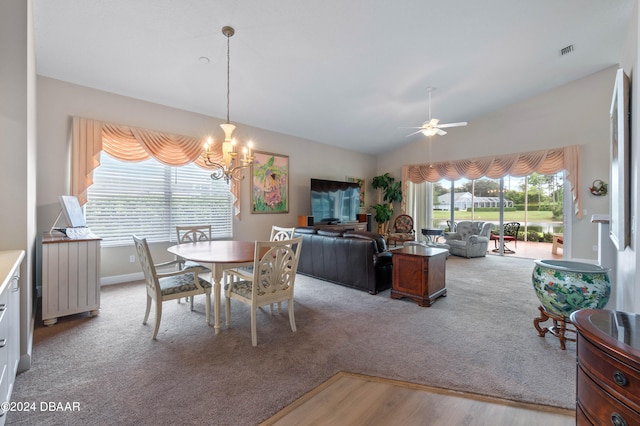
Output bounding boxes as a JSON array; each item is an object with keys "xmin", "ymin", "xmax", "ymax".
[{"xmin": 532, "ymin": 259, "xmax": 610, "ymax": 317}]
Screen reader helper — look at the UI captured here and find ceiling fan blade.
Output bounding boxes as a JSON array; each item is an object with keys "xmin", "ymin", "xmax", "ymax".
[
  {"xmin": 436, "ymin": 128, "xmax": 447, "ymax": 136},
  {"xmin": 429, "ymin": 118, "xmax": 440, "ymax": 126},
  {"xmin": 437, "ymin": 121, "xmax": 468, "ymax": 129},
  {"xmin": 406, "ymin": 129, "xmax": 425, "ymax": 137}
]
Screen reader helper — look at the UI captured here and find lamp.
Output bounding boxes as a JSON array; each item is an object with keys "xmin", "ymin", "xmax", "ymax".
[
  {"xmin": 201, "ymin": 26, "xmax": 254, "ymax": 183},
  {"xmin": 421, "ymin": 127, "xmax": 439, "ymax": 137}
]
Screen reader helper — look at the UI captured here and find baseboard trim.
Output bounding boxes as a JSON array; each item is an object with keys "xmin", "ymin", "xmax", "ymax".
[{"xmin": 101, "ymin": 272, "xmax": 143, "ymax": 286}]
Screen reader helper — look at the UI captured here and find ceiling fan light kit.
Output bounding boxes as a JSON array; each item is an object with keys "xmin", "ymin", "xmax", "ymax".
[{"xmin": 404, "ymin": 87, "xmax": 468, "ymax": 137}]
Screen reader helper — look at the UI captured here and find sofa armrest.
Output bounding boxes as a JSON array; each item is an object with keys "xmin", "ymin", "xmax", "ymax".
[{"xmin": 373, "ymin": 251, "xmax": 392, "ymax": 267}]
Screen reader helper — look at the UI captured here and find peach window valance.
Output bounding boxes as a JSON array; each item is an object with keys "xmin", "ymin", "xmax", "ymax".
[
  {"xmin": 401, "ymin": 145, "xmax": 583, "ymax": 219},
  {"xmin": 71, "ymin": 116, "xmax": 242, "ymax": 216}
]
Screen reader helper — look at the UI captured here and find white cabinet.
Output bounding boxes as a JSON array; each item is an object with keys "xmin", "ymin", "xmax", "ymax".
[
  {"xmin": 41, "ymin": 233, "xmax": 101, "ymax": 326},
  {"xmin": 0, "ymin": 250, "xmax": 24, "ymax": 424}
]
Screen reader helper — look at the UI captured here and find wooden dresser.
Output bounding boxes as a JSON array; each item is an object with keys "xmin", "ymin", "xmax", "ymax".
[{"xmin": 571, "ymin": 309, "xmax": 640, "ymax": 425}]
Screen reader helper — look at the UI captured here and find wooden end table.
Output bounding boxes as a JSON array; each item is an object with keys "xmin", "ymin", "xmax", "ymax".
[{"xmin": 391, "ymin": 246, "xmax": 448, "ymax": 307}]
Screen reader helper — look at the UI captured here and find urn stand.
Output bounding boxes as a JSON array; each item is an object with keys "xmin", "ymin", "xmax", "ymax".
[{"xmin": 534, "ymin": 305, "xmax": 576, "ymax": 350}]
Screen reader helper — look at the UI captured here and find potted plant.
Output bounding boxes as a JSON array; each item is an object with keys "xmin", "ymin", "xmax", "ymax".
[{"xmin": 370, "ymin": 173, "xmax": 402, "ymax": 234}]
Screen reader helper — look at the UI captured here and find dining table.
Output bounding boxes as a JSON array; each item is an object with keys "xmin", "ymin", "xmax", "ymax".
[{"xmin": 167, "ymin": 240, "xmax": 256, "ymax": 333}]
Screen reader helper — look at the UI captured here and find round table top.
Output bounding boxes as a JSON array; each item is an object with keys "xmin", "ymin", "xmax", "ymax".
[
  {"xmin": 167, "ymin": 240, "xmax": 255, "ymax": 264},
  {"xmin": 421, "ymin": 228, "xmax": 444, "ymax": 236}
]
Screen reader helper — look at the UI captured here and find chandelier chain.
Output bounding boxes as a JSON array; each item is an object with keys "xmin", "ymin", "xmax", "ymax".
[
  {"xmin": 201, "ymin": 25, "xmax": 254, "ymax": 184},
  {"xmin": 226, "ymin": 32, "xmax": 230, "ymax": 123}
]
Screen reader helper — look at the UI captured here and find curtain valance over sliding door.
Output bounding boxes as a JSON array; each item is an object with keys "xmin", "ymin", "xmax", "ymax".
[
  {"xmin": 401, "ymin": 145, "xmax": 582, "ymax": 218},
  {"xmin": 71, "ymin": 117, "xmax": 242, "ymax": 216}
]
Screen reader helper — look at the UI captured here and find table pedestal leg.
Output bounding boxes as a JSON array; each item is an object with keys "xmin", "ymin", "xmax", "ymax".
[{"xmin": 211, "ymin": 265, "xmax": 223, "ymax": 334}]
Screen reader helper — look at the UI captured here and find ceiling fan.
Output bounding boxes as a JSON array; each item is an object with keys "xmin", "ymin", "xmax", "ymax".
[{"xmin": 404, "ymin": 88, "xmax": 467, "ymax": 137}]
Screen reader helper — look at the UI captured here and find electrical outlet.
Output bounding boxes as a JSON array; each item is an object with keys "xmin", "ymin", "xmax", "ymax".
[{"xmin": 129, "ymin": 255, "xmax": 135, "ymax": 263}]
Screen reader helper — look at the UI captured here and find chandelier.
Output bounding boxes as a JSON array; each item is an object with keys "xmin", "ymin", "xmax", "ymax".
[{"xmin": 201, "ymin": 25, "xmax": 254, "ymax": 183}]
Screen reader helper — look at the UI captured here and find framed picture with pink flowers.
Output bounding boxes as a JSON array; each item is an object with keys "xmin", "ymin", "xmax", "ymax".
[{"xmin": 251, "ymin": 151, "xmax": 289, "ymax": 214}]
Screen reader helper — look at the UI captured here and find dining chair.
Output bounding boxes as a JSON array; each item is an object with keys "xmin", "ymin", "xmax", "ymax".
[
  {"xmin": 236, "ymin": 225, "xmax": 295, "ymax": 282},
  {"xmin": 175, "ymin": 225, "xmax": 214, "ymax": 307},
  {"xmin": 267, "ymin": 226, "xmax": 296, "ymax": 312},
  {"xmin": 175, "ymin": 225, "xmax": 212, "ymax": 269},
  {"xmin": 224, "ymin": 237, "xmax": 303, "ymax": 346},
  {"xmin": 503, "ymin": 222, "xmax": 521, "ymax": 249},
  {"xmin": 133, "ymin": 235, "xmax": 212, "ymax": 340},
  {"xmin": 270, "ymin": 225, "xmax": 296, "ymax": 241}
]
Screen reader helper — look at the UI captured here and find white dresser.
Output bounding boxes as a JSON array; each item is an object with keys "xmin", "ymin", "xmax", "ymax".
[
  {"xmin": 41, "ymin": 233, "xmax": 101, "ymax": 326},
  {"xmin": 0, "ymin": 250, "xmax": 24, "ymax": 423}
]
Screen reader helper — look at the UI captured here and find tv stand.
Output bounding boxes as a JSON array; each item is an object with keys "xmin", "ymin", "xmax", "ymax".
[
  {"xmin": 316, "ymin": 223, "xmax": 367, "ymax": 232},
  {"xmin": 298, "ymin": 215, "xmax": 371, "ymax": 232}
]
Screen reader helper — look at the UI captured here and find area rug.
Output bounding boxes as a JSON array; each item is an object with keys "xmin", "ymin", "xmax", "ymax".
[{"xmin": 9, "ymin": 255, "xmax": 576, "ymax": 425}]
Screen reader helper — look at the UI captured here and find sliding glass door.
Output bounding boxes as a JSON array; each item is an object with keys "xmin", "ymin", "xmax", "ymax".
[{"xmin": 413, "ymin": 171, "xmax": 564, "ymax": 255}]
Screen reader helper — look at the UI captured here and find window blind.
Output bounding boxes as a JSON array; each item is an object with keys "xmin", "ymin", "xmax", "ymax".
[{"xmin": 86, "ymin": 153, "xmax": 233, "ymax": 247}]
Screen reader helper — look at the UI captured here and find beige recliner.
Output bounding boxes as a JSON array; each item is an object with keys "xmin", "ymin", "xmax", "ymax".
[{"xmin": 444, "ymin": 221, "xmax": 493, "ymax": 258}]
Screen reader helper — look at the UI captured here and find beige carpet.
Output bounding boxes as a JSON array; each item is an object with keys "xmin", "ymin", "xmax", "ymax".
[{"xmin": 8, "ymin": 255, "xmax": 576, "ymax": 425}]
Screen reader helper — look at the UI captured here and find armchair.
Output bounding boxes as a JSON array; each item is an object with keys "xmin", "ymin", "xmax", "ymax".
[
  {"xmin": 443, "ymin": 221, "xmax": 493, "ymax": 258},
  {"xmin": 386, "ymin": 214, "xmax": 416, "ymax": 247},
  {"xmin": 490, "ymin": 222, "xmax": 520, "ymax": 253}
]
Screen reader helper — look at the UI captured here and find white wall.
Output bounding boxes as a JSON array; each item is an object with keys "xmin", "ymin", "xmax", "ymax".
[
  {"xmin": 377, "ymin": 67, "xmax": 617, "ymax": 262},
  {"xmin": 36, "ymin": 77, "xmax": 376, "ymax": 280},
  {"xmin": 617, "ymin": 1, "xmax": 639, "ymax": 314},
  {"xmin": 0, "ymin": 0, "xmax": 36, "ymax": 371}
]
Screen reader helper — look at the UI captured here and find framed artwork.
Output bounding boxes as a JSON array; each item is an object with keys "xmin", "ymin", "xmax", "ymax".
[
  {"xmin": 346, "ymin": 176, "xmax": 366, "ymax": 209},
  {"xmin": 251, "ymin": 151, "xmax": 289, "ymax": 214},
  {"xmin": 609, "ymin": 68, "xmax": 630, "ymax": 251}
]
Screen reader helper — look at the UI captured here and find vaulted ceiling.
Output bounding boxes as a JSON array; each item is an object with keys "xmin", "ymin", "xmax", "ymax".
[{"xmin": 33, "ymin": 0, "xmax": 634, "ymax": 155}]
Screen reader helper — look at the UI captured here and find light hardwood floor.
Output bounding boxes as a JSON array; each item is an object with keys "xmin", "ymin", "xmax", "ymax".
[{"xmin": 261, "ymin": 372, "xmax": 574, "ymax": 426}]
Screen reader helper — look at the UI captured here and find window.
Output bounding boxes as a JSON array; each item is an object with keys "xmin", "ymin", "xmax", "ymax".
[{"xmin": 86, "ymin": 153, "xmax": 233, "ymax": 247}]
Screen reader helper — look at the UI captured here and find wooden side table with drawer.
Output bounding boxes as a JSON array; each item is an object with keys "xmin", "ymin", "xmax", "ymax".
[
  {"xmin": 571, "ymin": 309, "xmax": 640, "ymax": 426},
  {"xmin": 391, "ymin": 245, "xmax": 448, "ymax": 307}
]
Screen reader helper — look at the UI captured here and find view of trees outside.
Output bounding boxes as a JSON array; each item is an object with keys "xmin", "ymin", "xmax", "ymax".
[{"xmin": 431, "ymin": 172, "xmax": 564, "ymax": 242}]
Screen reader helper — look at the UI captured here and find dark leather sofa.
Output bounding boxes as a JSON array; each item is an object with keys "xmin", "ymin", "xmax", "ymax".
[{"xmin": 293, "ymin": 227, "xmax": 392, "ymax": 294}]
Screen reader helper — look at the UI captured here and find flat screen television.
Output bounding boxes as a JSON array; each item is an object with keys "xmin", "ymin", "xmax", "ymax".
[{"xmin": 310, "ymin": 178, "xmax": 361, "ymax": 224}]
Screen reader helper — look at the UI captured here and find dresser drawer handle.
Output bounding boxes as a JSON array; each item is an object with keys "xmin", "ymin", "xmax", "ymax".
[
  {"xmin": 611, "ymin": 412, "xmax": 627, "ymax": 426},
  {"xmin": 0, "ymin": 339, "xmax": 6, "ymax": 348},
  {"xmin": 613, "ymin": 371, "xmax": 628, "ymax": 387}
]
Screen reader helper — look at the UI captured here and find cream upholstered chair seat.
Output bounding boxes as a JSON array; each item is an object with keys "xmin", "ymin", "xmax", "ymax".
[
  {"xmin": 133, "ymin": 235, "xmax": 212, "ymax": 340},
  {"xmin": 225, "ymin": 237, "xmax": 302, "ymax": 346}
]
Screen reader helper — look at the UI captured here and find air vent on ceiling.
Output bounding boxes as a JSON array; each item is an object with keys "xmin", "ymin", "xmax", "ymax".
[{"xmin": 560, "ymin": 45, "xmax": 574, "ymax": 56}]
